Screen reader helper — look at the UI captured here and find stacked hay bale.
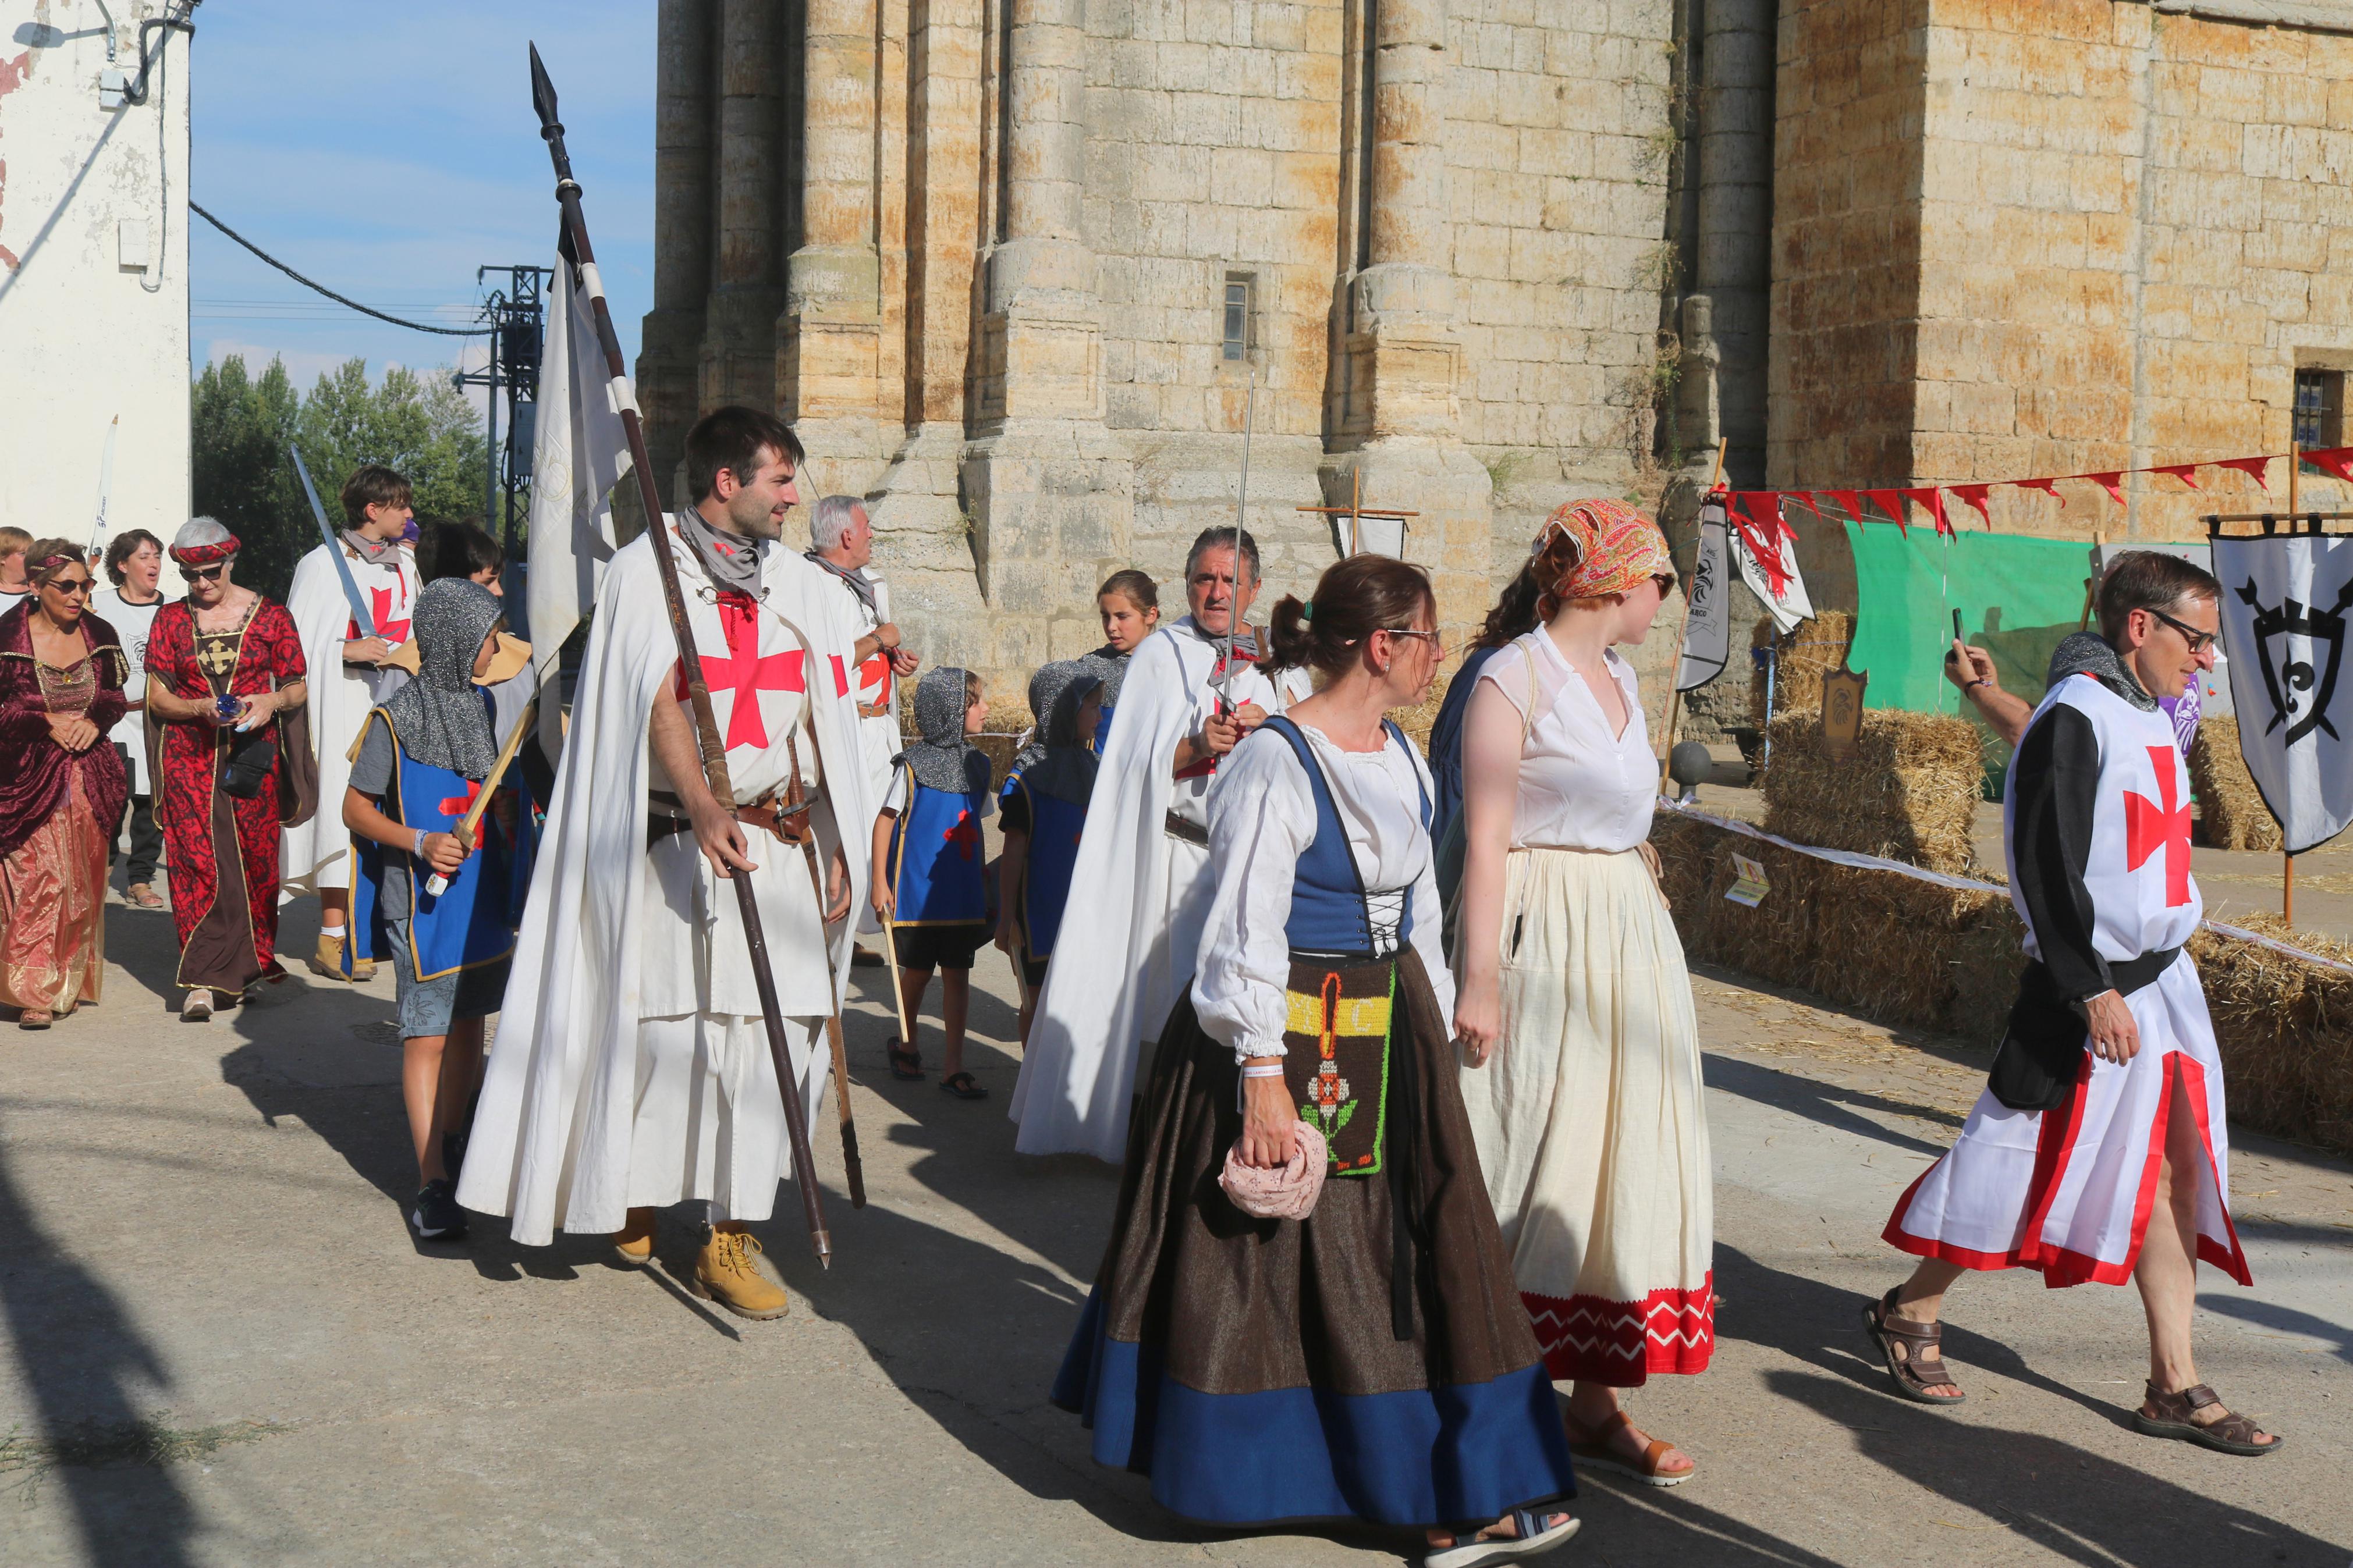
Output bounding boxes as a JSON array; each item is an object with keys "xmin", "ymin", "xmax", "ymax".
[
  {"xmin": 2191, "ymin": 915, "xmax": 2353, "ymax": 1157},
  {"xmin": 1748, "ymin": 610, "xmax": 1854, "ymax": 726},
  {"xmin": 1759, "ymin": 708, "xmax": 1986, "ymax": 873},
  {"xmin": 1394, "ymin": 670, "xmax": 1449, "ymax": 755},
  {"xmin": 2188, "ymin": 716, "xmax": 2283, "ymax": 851},
  {"xmin": 1651, "ymin": 813, "xmax": 2020, "ymax": 1046}
]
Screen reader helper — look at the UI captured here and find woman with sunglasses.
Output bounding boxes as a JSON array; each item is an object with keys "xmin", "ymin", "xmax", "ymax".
[
  {"xmin": 143, "ymin": 518, "xmax": 314, "ymax": 1021},
  {"xmin": 1451, "ymin": 499, "xmax": 1712, "ymax": 1488},
  {"xmin": 0, "ymin": 541, "xmax": 131, "ymax": 1027}
]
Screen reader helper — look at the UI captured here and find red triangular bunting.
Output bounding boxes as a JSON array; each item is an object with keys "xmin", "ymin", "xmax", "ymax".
[
  {"xmin": 1728, "ymin": 492, "xmax": 1793, "ymax": 596},
  {"xmin": 2148, "ymin": 463, "xmax": 2201, "ymax": 489},
  {"xmin": 2214, "ymin": 455, "xmax": 2271, "ymax": 486},
  {"xmin": 1864, "ymin": 488, "xmax": 1908, "ymax": 534},
  {"xmin": 2015, "ymin": 477, "xmax": 2064, "ymax": 507},
  {"xmin": 1950, "ymin": 483, "xmax": 1994, "ymax": 528},
  {"xmin": 2081, "ymin": 471, "xmax": 2126, "ymax": 507},
  {"xmin": 1828, "ymin": 489, "xmax": 1864, "ymax": 524},
  {"xmin": 2301, "ymin": 446, "xmax": 2353, "ymax": 483},
  {"xmin": 1901, "ymin": 486, "xmax": 1951, "ymax": 536}
]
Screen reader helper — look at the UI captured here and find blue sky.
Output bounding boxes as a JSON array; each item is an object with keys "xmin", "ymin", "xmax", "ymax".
[{"xmin": 190, "ymin": 2, "xmax": 654, "ymax": 397}]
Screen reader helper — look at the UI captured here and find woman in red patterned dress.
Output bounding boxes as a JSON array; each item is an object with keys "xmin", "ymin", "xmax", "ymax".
[
  {"xmin": 0, "ymin": 541, "xmax": 129, "ymax": 1027},
  {"xmin": 144, "ymin": 519, "xmax": 316, "ymax": 1020}
]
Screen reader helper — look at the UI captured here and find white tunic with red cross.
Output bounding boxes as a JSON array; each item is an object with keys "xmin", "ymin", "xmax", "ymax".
[{"xmin": 1886, "ymin": 673, "xmax": 2251, "ymax": 1290}]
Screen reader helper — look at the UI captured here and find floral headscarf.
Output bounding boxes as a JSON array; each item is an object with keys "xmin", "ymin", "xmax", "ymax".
[{"xmin": 1533, "ymin": 498, "xmax": 1672, "ymax": 603}]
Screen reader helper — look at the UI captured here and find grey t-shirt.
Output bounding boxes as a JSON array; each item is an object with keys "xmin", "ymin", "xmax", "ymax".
[{"xmin": 347, "ymin": 715, "xmax": 413, "ymax": 920}]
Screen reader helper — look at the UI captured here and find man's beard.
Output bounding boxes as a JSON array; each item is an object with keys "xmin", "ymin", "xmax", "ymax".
[{"xmin": 726, "ymin": 490, "xmax": 786, "ymax": 541}]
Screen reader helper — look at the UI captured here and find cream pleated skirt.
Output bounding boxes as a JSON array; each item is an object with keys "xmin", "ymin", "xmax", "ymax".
[{"xmin": 1456, "ymin": 844, "xmax": 1715, "ymax": 1386}]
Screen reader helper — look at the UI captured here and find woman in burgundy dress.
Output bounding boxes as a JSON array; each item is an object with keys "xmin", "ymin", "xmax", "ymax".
[
  {"xmin": 144, "ymin": 518, "xmax": 315, "ymax": 1021},
  {"xmin": 0, "ymin": 541, "xmax": 129, "ymax": 1027}
]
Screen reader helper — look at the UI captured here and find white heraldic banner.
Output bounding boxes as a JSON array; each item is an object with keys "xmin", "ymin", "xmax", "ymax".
[
  {"xmin": 1676, "ymin": 502, "xmax": 1731, "ymax": 691},
  {"xmin": 2213, "ymin": 531, "xmax": 2353, "ymax": 854}
]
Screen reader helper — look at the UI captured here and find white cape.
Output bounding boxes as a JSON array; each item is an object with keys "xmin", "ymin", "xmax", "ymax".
[
  {"xmin": 456, "ymin": 523, "xmax": 872, "ymax": 1244},
  {"xmin": 282, "ymin": 539, "xmax": 416, "ymax": 895},
  {"xmin": 1008, "ymin": 618, "xmax": 1295, "ymax": 1160}
]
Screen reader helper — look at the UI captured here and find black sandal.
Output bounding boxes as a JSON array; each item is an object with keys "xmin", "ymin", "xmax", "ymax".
[
  {"xmin": 2133, "ymin": 1381, "xmax": 2283, "ymax": 1456},
  {"xmin": 938, "ymin": 1071, "xmax": 988, "ymax": 1100},
  {"xmin": 1863, "ymin": 1288, "xmax": 1966, "ymax": 1405},
  {"xmin": 887, "ymin": 1042, "xmax": 924, "ymax": 1081}
]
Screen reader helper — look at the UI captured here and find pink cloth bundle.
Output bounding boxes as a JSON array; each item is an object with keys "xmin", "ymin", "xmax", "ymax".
[{"xmin": 1218, "ymin": 1121, "xmax": 1329, "ymax": 1221}]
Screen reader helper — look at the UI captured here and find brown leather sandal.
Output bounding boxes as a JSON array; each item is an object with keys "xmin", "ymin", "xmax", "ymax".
[
  {"xmin": 1863, "ymin": 1288, "xmax": 1966, "ymax": 1405},
  {"xmin": 2132, "ymin": 1381, "xmax": 2283, "ymax": 1456},
  {"xmin": 1564, "ymin": 1408, "xmax": 1694, "ymax": 1487}
]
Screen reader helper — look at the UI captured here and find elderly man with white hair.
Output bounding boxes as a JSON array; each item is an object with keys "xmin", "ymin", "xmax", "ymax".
[{"xmin": 805, "ymin": 495, "xmax": 920, "ymax": 957}]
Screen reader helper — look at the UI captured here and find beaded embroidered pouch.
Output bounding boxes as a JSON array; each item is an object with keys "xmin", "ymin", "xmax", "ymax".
[{"xmin": 1280, "ymin": 958, "xmax": 1395, "ymax": 1176}]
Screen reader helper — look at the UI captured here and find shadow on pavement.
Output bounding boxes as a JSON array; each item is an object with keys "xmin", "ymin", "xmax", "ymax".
[
  {"xmin": 0, "ymin": 1137, "xmax": 198, "ymax": 1565},
  {"xmin": 1765, "ymin": 1367, "xmax": 2340, "ymax": 1566},
  {"xmin": 2196, "ymin": 1293, "xmax": 2352, "ymax": 1364},
  {"xmin": 1701, "ymin": 1053, "xmax": 1959, "ymax": 1157}
]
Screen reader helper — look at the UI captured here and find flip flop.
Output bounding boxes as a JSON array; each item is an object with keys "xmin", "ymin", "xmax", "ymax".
[
  {"xmin": 938, "ymin": 1071, "xmax": 988, "ymax": 1100},
  {"xmin": 887, "ymin": 1043, "xmax": 924, "ymax": 1081}
]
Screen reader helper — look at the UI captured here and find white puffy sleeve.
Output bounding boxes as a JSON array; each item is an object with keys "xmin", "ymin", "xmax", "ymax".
[
  {"xmin": 1191, "ymin": 730, "xmax": 1318, "ymax": 1061},
  {"xmin": 1397, "ymin": 741, "xmax": 1456, "ymax": 1024}
]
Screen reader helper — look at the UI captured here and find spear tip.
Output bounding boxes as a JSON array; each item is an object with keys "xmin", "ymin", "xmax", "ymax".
[{"xmin": 528, "ymin": 42, "xmax": 559, "ymax": 131}]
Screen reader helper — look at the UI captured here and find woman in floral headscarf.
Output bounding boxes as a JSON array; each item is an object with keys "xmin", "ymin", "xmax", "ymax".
[{"xmin": 1451, "ymin": 499, "xmax": 1713, "ymax": 1487}]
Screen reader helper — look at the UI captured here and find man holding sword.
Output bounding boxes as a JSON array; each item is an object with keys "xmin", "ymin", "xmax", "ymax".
[{"xmin": 283, "ymin": 463, "xmax": 421, "ymax": 979}]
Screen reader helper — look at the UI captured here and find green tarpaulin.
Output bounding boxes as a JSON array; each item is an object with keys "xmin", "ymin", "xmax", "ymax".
[{"xmin": 1844, "ymin": 521, "xmax": 2092, "ymax": 717}]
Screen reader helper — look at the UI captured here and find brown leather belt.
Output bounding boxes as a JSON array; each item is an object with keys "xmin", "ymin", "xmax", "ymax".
[
  {"xmin": 649, "ymin": 787, "xmax": 817, "ymax": 850},
  {"xmin": 1163, "ymin": 810, "xmax": 1207, "ymax": 846},
  {"xmin": 857, "ymin": 701, "xmax": 893, "ymax": 720}
]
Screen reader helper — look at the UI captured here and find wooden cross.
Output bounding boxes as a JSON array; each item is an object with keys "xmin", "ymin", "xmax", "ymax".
[{"xmin": 1298, "ymin": 471, "xmax": 1418, "ymax": 556}]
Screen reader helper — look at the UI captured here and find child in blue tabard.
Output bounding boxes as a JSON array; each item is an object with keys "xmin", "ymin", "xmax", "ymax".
[
  {"xmin": 340, "ymin": 578, "xmax": 534, "ymax": 1243},
  {"xmin": 996, "ymin": 660, "xmax": 1103, "ymax": 1048},
  {"xmin": 871, "ymin": 667, "xmax": 993, "ymax": 1098}
]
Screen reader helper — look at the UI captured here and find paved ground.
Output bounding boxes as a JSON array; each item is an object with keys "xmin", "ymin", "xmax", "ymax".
[{"xmin": 2, "ymin": 878, "xmax": 2348, "ymax": 1566}]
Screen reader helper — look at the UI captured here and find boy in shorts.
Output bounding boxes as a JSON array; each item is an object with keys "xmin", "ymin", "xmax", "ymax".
[{"xmin": 872, "ymin": 668, "xmax": 993, "ymax": 1098}]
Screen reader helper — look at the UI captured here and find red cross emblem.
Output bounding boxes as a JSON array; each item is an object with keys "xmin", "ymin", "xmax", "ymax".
[
  {"xmin": 858, "ymin": 652, "xmax": 890, "ymax": 701},
  {"xmin": 348, "ymin": 583, "xmax": 412, "ymax": 644},
  {"xmin": 673, "ymin": 592, "xmax": 805, "ymax": 751},
  {"xmin": 942, "ymin": 809, "xmax": 979, "ymax": 860},
  {"xmin": 2124, "ymin": 744, "xmax": 2193, "ymax": 908},
  {"xmin": 436, "ymin": 780, "xmax": 485, "ymax": 848}
]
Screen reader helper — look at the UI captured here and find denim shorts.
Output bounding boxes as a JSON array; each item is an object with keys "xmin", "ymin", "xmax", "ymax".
[{"xmin": 388, "ymin": 917, "xmax": 510, "ymax": 1038}]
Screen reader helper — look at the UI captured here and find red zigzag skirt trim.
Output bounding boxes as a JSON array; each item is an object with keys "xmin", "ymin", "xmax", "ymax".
[{"xmin": 1522, "ymin": 1272, "xmax": 1716, "ymax": 1387}]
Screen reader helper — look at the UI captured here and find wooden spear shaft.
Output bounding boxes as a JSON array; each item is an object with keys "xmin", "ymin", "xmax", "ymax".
[
  {"xmin": 1658, "ymin": 437, "xmax": 1729, "ymax": 795},
  {"xmin": 2287, "ymin": 440, "xmax": 2299, "ymax": 925},
  {"xmin": 531, "ymin": 45, "xmax": 832, "ymax": 1267}
]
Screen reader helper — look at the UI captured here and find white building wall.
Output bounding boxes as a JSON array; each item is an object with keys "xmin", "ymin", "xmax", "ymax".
[{"xmin": 0, "ymin": 2, "xmax": 191, "ymax": 552}]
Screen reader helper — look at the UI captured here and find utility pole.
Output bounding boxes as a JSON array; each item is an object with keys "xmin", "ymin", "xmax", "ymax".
[{"xmin": 452, "ymin": 264, "xmax": 552, "ymax": 564}]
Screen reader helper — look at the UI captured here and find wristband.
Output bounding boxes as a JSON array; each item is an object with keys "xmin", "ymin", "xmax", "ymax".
[
  {"xmin": 1964, "ymin": 678, "xmax": 1990, "ymax": 693},
  {"xmin": 1240, "ymin": 1062, "xmax": 1285, "ymax": 1079},
  {"xmin": 413, "ymin": 829, "xmax": 428, "ymax": 858}
]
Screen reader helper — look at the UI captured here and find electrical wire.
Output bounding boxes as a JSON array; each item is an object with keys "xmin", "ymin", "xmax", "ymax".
[{"xmin": 189, "ymin": 200, "xmax": 491, "ymax": 336}]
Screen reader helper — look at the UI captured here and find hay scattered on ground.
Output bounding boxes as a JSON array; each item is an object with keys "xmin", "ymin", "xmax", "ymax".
[
  {"xmin": 1657, "ymin": 812, "xmax": 2353, "ymax": 1156},
  {"xmin": 1749, "ymin": 610, "xmax": 1854, "ymax": 726},
  {"xmin": 2189, "ymin": 716, "xmax": 2282, "ymax": 851},
  {"xmin": 2192, "ymin": 913, "xmax": 2353, "ymax": 1155},
  {"xmin": 1759, "ymin": 708, "xmax": 1986, "ymax": 874}
]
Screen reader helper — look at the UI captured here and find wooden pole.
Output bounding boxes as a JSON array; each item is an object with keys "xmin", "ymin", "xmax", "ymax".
[
  {"xmin": 2287, "ymin": 440, "xmax": 2299, "ymax": 922},
  {"xmin": 1657, "ymin": 437, "xmax": 1732, "ymax": 795},
  {"xmin": 2079, "ymin": 528, "xmax": 2104, "ymax": 631}
]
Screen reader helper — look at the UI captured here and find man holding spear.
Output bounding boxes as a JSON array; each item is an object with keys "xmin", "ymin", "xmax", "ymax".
[{"xmin": 457, "ymin": 49, "xmax": 868, "ymax": 1313}]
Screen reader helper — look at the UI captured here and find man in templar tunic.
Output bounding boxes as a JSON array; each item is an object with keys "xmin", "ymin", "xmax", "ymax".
[
  {"xmin": 283, "ymin": 463, "xmax": 421, "ymax": 980},
  {"xmin": 457, "ymin": 408, "xmax": 870, "ymax": 1321},
  {"xmin": 1009, "ymin": 527, "xmax": 1310, "ymax": 1161},
  {"xmin": 1872, "ymin": 553, "xmax": 2281, "ymax": 1456},
  {"xmin": 803, "ymin": 493, "xmax": 920, "ymax": 958}
]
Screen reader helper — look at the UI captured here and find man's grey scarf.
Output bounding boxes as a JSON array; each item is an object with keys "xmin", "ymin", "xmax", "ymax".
[
  {"xmin": 804, "ymin": 551, "xmax": 877, "ymax": 616},
  {"xmin": 341, "ymin": 530, "xmax": 400, "ymax": 567},
  {"xmin": 2046, "ymin": 630, "xmax": 2156, "ymax": 712},
  {"xmin": 675, "ymin": 507, "xmax": 765, "ymax": 596}
]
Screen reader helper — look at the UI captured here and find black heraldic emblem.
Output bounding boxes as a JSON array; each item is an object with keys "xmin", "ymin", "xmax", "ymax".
[{"xmin": 2238, "ymin": 573, "xmax": 2353, "ymax": 744}]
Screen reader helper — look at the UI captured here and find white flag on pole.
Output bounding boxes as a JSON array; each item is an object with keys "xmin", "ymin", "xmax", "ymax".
[
  {"xmin": 1729, "ymin": 491, "xmax": 1813, "ymax": 634},
  {"xmin": 2213, "ymin": 531, "xmax": 2353, "ymax": 854},
  {"xmin": 1676, "ymin": 500, "xmax": 1731, "ymax": 691},
  {"xmin": 526, "ymin": 233, "xmax": 633, "ymax": 701}
]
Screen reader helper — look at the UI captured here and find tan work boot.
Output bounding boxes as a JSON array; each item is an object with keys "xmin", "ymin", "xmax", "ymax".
[
  {"xmin": 611, "ymin": 1207, "xmax": 656, "ymax": 1267},
  {"xmin": 308, "ymin": 930, "xmax": 355, "ymax": 980},
  {"xmin": 690, "ymin": 1224, "xmax": 790, "ymax": 1320}
]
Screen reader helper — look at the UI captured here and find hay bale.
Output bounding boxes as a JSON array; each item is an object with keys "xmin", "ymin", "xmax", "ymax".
[
  {"xmin": 2192, "ymin": 914, "xmax": 2353, "ymax": 1157},
  {"xmin": 1748, "ymin": 610, "xmax": 1854, "ymax": 726},
  {"xmin": 2189, "ymin": 716, "xmax": 2282, "ymax": 851},
  {"xmin": 1394, "ymin": 670, "xmax": 1449, "ymax": 755},
  {"xmin": 1759, "ymin": 708, "xmax": 1985, "ymax": 873},
  {"xmin": 1652, "ymin": 813, "xmax": 2018, "ymax": 1046}
]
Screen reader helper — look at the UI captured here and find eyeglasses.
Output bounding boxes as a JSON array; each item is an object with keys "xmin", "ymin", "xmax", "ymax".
[
  {"xmin": 1380, "ymin": 628, "xmax": 1445, "ymax": 655},
  {"xmin": 179, "ymin": 563, "xmax": 226, "ymax": 583},
  {"xmin": 2148, "ymin": 606, "xmax": 2219, "ymax": 655},
  {"xmin": 48, "ymin": 578, "xmax": 92, "ymax": 597}
]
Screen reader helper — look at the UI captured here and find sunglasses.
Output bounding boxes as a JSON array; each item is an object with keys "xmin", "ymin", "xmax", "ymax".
[
  {"xmin": 179, "ymin": 563, "xmax": 227, "ymax": 583},
  {"xmin": 2148, "ymin": 605, "xmax": 2219, "ymax": 655},
  {"xmin": 47, "ymin": 578, "xmax": 92, "ymax": 597}
]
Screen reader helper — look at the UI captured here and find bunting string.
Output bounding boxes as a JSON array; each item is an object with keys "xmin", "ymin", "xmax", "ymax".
[{"xmin": 1722, "ymin": 446, "xmax": 2353, "ymax": 540}]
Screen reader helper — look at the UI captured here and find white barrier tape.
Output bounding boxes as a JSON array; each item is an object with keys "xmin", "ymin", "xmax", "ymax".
[{"xmin": 1656, "ymin": 797, "xmax": 2353, "ymax": 982}]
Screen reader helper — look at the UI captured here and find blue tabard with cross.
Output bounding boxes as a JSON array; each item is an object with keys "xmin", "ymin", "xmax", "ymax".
[
  {"xmin": 888, "ymin": 767, "xmax": 990, "ymax": 926},
  {"xmin": 345, "ymin": 707, "xmax": 534, "ymax": 981},
  {"xmin": 1003, "ymin": 769, "xmax": 1086, "ymax": 961}
]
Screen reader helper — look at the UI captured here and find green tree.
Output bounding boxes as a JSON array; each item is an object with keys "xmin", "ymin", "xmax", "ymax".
[{"xmin": 190, "ymin": 355, "xmax": 487, "ymax": 602}]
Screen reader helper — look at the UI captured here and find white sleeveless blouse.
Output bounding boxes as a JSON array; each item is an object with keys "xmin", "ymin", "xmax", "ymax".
[{"xmin": 1475, "ymin": 630, "xmax": 1656, "ymax": 852}]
